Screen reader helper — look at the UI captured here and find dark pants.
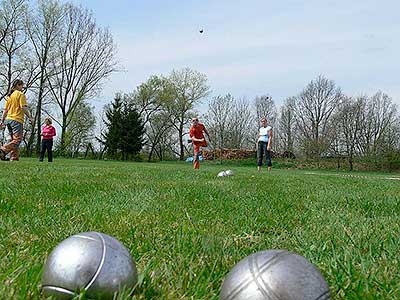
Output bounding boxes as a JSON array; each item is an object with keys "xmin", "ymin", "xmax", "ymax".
[
  {"xmin": 39, "ymin": 139, "xmax": 53, "ymax": 162},
  {"xmin": 257, "ymin": 141, "xmax": 272, "ymax": 167}
]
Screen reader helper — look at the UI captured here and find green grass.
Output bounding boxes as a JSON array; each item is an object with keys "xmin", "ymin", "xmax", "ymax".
[{"xmin": 0, "ymin": 159, "xmax": 399, "ymax": 299}]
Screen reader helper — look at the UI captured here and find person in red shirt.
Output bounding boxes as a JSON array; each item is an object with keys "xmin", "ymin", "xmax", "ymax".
[
  {"xmin": 189, "ymin": 117, "xmax": 210, "ymax": 169},
  {"xmin": 39, "ymin": 117, "xmax": 56, "ymax": 162}
]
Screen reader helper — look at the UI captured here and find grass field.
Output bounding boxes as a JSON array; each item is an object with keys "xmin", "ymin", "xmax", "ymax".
[{"xmin": 0, "ymin": 159, "xmax": 399, "ymax": 299}]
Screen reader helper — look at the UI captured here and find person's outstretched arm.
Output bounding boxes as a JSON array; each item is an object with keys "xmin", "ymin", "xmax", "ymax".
[{"xmin": 21, "ymin": 106, "xmax": 33, "ymax": 124}]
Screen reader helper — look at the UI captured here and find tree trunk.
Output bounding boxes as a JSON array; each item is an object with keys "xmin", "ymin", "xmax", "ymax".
[
  {"xmin": 349, "ymin": 151, "xmax": 354, "ymax": 171},
  {"xmin": 35, "ymin": 73, "xmax": 46, "ymax": 155},
  {"xmin": 179, "ymin": 125, "xmax": 184, "ymax": 160},
  {"xmin": 60, "ymin": 115, "xmax": 67, "ymax": 155},
  {"xmin": 148, "ymin": 147, "xmax": 155, "ymax": 162},
  {"xmin": 26, "ymin": 128, "xmax": 36, "ymax": 156}
]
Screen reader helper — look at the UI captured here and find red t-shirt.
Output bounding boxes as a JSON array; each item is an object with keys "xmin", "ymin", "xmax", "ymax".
[
  {"xmin": 42, "ymin": 125, "xmax": 56, "ymax": 140},
  {"xmin": 189, "ymin": 123, "xmax": 205, "ymax": 140}
]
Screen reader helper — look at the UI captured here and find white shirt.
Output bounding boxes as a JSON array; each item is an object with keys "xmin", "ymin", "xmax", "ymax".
[{"xmin": 258, "ymin": 125, "xmax": 272, "ymax": 143}]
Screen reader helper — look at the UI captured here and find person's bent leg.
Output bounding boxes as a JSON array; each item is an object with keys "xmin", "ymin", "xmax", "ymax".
[
  {"xmin": 0, "ymin": 123, "xmax": 14, "ymax": 158},
  {"xmin": 3, "ymin": 121, "xmax": 23, "ymax": 161},
  {"xmin": 10, "ymin": 148, "xmax": 20, "ymax": 161},
  {"xmin": 193, "ymin": 143, "xmax": 200, "ymax": 169},
  {"xmin": 9, "ymin": 132, "xmax": 22, "ymax": 161}
]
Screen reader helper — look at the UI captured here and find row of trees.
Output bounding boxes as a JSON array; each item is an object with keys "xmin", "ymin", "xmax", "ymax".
[
  {"xmin": 281, "ymin": 78, "xmax": 399, "ymax": 170},
  {"xmin": 100, "ymin": 68, "xmax": 210, "ymax": 161},
  {"xmin": 0, "ymin": 0, "xmax": 115, "ymax": 155},
  {"xmin": 101, "ymin": 71, "xmax": 399, "ymax": 171},
  {"xmin": 1, "ymin": 0, "xmax": 398, "ymax": 169},
  {"xmin": 204, "ymin": 76, "xmax": 399, "ymax": 170}
]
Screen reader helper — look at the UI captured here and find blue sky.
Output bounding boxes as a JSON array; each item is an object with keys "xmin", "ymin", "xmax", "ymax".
[{"xmin": 71, "ymin": 0, "xmax": 400, "ymax": 111}]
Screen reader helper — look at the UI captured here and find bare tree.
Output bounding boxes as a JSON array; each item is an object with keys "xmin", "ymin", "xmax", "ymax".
[
  {"xmin": 254, "ymin": 94, "xmax": 276, "ymax": 126},
  {"xmin": 131, "ymin": 75, "xmax": 170, "ymax": 125},
  {"xmin": 127, "ymin": 76, "xmax": 175, "ymax": 161},
  {"xmin": 278, "ymin": 97, "xmax": 296, "ymax": 154},
  {"xmin": 47, "ymin": 3, "xmax": 117, "ymax": 154},
  {"xmin": 155, "ymin": 133, "xmax": 177, "ymax": 161},
  {"xmin": 26, "ymin": 0, "xmax": 64, "ymax": 154},
  {"xmin": 64, "ymin": 101, "xmax": 96, "ymax": 157},
  {"xmin": 204, "ymin": 94, "xmax": 234, "ymax": 150},
  {"xmin": 0, "ymin": 0, "xmax": 29, "ymax": 100},
  {"xmin": 384, "ymin": 116, "xmax": 400, "ymax": 153},
  {"xmin": 357, "ymin": 91, "xmax": 398, "ymax": 157},
  {"xmin": 227, "ymin": 97, "xmax": 254, "ymax": 149},
  {"xmin": 0, "ymin": 0, "xmax": 16, "ymax": 45},
  {"xmin": 293, "ymin": 75, "xmax": 343, "ymax": 159},
  {"xmin": 145, "ymin": 111, "xmax": 172, "ymax": 161},
  {"xmin": 334, "ymin": 96, "xmax": 365, "ymax": 170},
  {"xmin": 164, "ymin": 68, "xmax": 210, "ymax": 160}
]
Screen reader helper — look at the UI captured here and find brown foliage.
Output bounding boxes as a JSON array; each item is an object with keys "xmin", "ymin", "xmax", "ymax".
[
  {"xmin": 202, "ymin": 149, "xmax": 256, "ymax": 160},
  {"xmin": 202, "ymin": 149, "xmax": 297, "ymax": 160}
]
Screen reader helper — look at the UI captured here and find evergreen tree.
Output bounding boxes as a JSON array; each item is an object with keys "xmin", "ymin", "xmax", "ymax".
[
  {"xmin": 102, "ymin": 94, "xmax": 123, "ymax": 157},
  {"xmin": 120, "ymin": 102, "xmax": 145, "ymax": 160},
  {"xmin": 102, "ymin": 94, "xmax": 145, "ymax": 160}
]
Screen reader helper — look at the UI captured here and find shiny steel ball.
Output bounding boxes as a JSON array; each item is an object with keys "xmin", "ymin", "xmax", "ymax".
[
  {"xmin": 41, "ymin": 232, "xmax": 138, "ymax": 300},
  {"xmin": 225, "ymin": 170, "xmax": 234, "ymax": 176},
  {"xmin": 218, "ymin": 170, "xmax": 234, "ymax": 177},
  {"xmin": 220, "ymin": 249, "xmax": 330, "ymax": 300}
]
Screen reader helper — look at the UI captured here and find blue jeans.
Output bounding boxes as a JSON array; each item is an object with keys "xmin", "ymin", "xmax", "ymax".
[{"xmin": 257, "ymin": 142, "xmax": 272, "ymax": 167}]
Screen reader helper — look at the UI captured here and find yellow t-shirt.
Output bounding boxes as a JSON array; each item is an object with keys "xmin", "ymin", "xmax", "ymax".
[{"xmin": 5, "ymin": 90, "xmax": 27, "ymax": 124}]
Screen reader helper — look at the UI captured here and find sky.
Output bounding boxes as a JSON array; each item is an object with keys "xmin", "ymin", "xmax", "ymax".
[{"xmin": 70, "ymin": 0, "xmax": 400, "ymax": 113}]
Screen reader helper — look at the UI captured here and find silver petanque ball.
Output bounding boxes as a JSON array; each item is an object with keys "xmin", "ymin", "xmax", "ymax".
[
  {"xmin": 218, "ymin": 171, "xmax": 227, "ymax": 177},
  {"xmin": 220, "ymin": 249, "xmax": 330, "ymax": 300},
  {"xmin": 41, "ymin": 232, "xmax": 138, "ymax": 300},
  {"xmin": 225, "ymin": 170, "xmax": 234, "ymax": 176}
]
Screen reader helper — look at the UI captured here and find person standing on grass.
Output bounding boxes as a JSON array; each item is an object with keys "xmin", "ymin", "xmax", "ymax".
[
  {"xmin": 257, "ymin": 117, "xmax": 273, "ymax": 172},
  {"xmin": 189, "ymin": 117, "xmax": 210, "ymax": 169},
  {"xmin": 0, "ymin": 79, "xmax": 33, "ymax": 161},
  {"xmin": 39, "ymin": 117, "xmax": 56, "ymax": 162}
]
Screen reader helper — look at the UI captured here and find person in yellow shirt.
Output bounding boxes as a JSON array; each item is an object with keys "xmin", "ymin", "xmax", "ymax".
[{"xmin": 0, "ymin": 79, "xmax": 33, "ymax": 161}]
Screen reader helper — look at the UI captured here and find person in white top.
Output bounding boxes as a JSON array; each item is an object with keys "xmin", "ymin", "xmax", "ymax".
[{"xmin": 257, "ymin": 117, "xmax": 273, "ymax": 172}]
